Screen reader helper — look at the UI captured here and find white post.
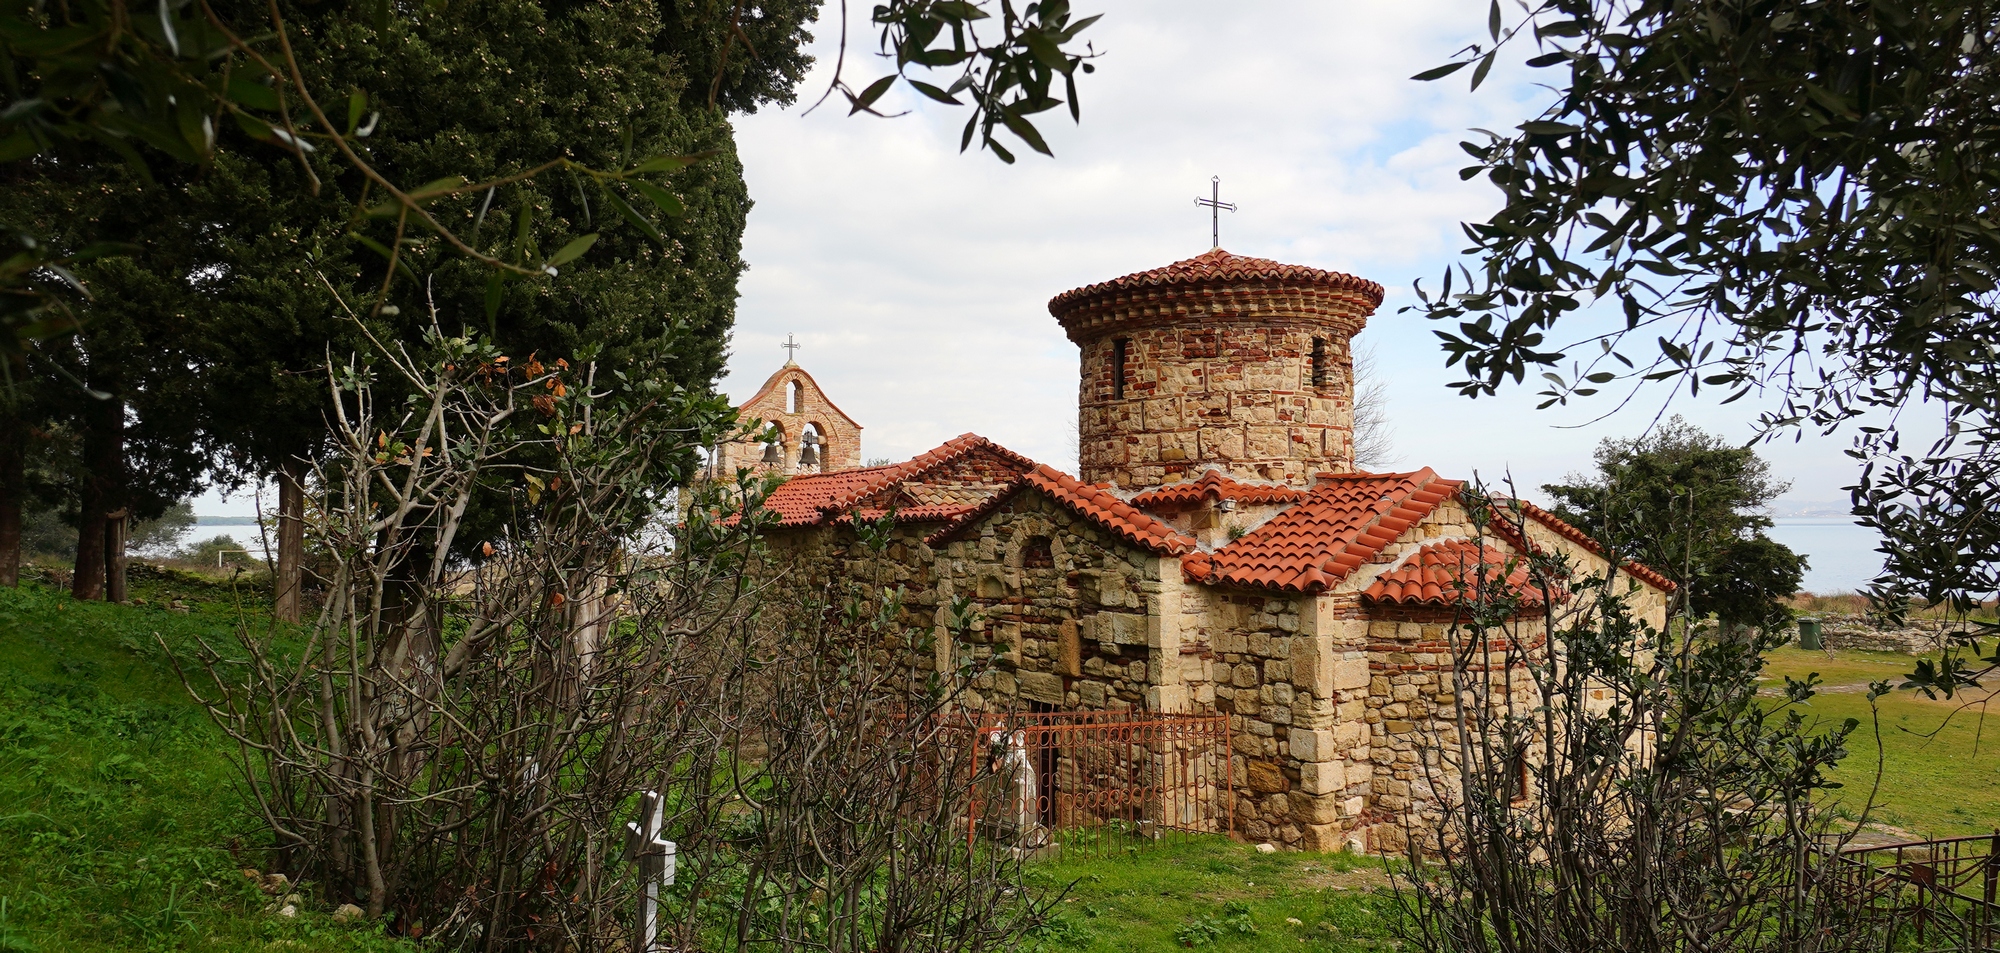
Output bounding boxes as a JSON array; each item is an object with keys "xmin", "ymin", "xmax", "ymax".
[{"xmin": 623, "ymin": 790, "xmax": 677, "ymax": 952}]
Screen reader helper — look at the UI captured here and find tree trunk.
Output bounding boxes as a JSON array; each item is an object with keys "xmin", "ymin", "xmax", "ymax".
[
  {"xmin": 73, "ymin": 493, "xmax": 106, "ymax": 602},
  {"xmin": 105, "ymin": 508, "xmax": 128, "ymax": 603},
  {"xmin": 72, "ymin": 387, "xmax": 123, "ymax": 601},
  {"xmin": 0, "ymin": 402, "xmax": 22, "ymax": 589},
  {"xmin": 0, "ymin": 352, "xmax": 22, "ymax": 587},
  {"xmin": 274, "ymin": 458, "xmax": 306, "ymax": 622}
]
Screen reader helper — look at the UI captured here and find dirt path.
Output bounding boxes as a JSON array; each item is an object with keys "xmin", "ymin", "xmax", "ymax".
[{"xmin": 1291, "ymin": 861, "xmax": 1394, "ymax": 893}]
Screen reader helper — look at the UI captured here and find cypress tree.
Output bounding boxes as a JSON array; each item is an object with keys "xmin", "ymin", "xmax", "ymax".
[{"xmin": 0, "ymin": 0, "xmax": 819, "ymax": 598}]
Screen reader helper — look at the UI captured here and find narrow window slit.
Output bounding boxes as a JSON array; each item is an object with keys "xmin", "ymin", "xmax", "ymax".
[{"xmin": 1113, "ymin": 338, "xmax": 1129, "ymax": 400}]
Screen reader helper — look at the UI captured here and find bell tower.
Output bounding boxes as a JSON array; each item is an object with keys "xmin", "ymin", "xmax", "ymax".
[
  {"xmin": 1048, "ymin": 248, "xmax": 1384, "ymax": 488},
  {"xmin": 715, "ymin": 353, "xmax": 864, "ymax": 478}
]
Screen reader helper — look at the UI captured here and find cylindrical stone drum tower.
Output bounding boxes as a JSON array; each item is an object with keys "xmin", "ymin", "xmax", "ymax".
[{"xmin": 1048, "ymin": 248, "xmax": 1385, "ymax": 489}]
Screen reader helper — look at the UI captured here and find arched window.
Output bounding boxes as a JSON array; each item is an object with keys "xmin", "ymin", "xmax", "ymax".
[
  {"xmin": 1022, "ymin": 536, "xmax": 1054, "ymax": 569},
  {"xmin": 786, "ymin": 379, "xmax": 803, "ymax": 414}
]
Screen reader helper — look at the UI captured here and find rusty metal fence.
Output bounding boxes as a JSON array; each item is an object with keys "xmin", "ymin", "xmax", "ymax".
[
  {"xmin": 1826, "ymin": 831, "xmax": 2000, "ymax": 951},
  {"xmin": 935, "ymin": 710, "xmax": 1233, "ymax": 849}
]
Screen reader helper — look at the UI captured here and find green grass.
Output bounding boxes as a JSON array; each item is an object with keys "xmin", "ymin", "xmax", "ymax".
[
  {"xmin": 7, "ymin": 574, "xmax": 1989, "ymax": 950},
  {"xmin": 1763, "ymin": 645, "xmax": 2000, "ymax": 838},
  {"xmin": 0, "ymin": 571, "xmax": 1407, "ymax": 953},
  {"xmin": 0, "ymin": 575, "xmax": 402, "ymax": 952},
  {"xmin": 1024, "ymin": 836, "xmax": 1403, "ymax": 952}
]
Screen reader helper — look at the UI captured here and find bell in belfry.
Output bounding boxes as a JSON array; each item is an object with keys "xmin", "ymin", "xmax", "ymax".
[
  {"xmin": 760, "ymin": 441, "xmax": 783, "ymax": 466},
  {"xmin": 798, "ymin": 431, "xmax": 821, "ymax": 468}
]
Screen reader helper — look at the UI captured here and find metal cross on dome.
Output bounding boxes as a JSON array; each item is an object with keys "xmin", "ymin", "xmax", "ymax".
[
  {"xmin": 782, "ymin": 333, "xmax": 801, "ymax": 365},
  {"xmin": 1193, "ymin": 176, "xmax": 1236, "ymax": 249}
]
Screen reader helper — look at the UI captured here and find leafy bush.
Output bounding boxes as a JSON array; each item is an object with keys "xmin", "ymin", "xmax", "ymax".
[{"xmin": 178, "ymin": 535, "xmax": 252, "ymax": 568}]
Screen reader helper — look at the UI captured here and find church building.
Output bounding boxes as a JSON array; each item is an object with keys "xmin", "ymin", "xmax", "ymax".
[{"xmin": 725, "ymin": 248, "xmax": 1671, "ymax": 852}]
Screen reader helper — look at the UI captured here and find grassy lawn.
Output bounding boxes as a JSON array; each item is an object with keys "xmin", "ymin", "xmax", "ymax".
[
  {"xmin": 1763, "ymin": 645, "xmax": 2000, "ymax": 838},
  {"xmin": 0, "ymin": 574, "xmax": 401, "ymax": 952},
  {"xmin": 1026, "ymin": 836, "xmax": 1401, "ymax": 952}
]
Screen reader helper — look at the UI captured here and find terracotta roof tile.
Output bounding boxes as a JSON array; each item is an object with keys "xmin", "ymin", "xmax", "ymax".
[
  {"xmin": 1184, "ymin": 469, "xmax": 1462, "ymax": 593},
  {"xmin": 839, "ymin": 503, "xmax": 981, "ymax": 524},
  {"xmin": 1362, "ymin": 539, "xmax": 1546, "ymax": 608},
  {"xmin": 927, "ymin": 465, "xmax": 1197, "ymax": 556},
  {"xmin": 1129, "ymin": 470, "xmax": 1309, "ymax": 509},
  {"xmin": 1048, "ymin": 248, "xmax": 1385, "ymax": 318},
  {"xmin": 749, "ymin": 433, "xmax": 1034, "ymax": 528},
  {"xmin": 752, "ymin": 464, "xmax": 903, "ymax": 527},
  {"xmin": 1490, "ymin": 500, "xmax": 1678, "ymax": 593}
]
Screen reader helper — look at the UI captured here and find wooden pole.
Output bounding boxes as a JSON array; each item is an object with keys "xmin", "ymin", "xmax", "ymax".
[{"xmin": 274, "ymin": 460, "xmax": 307, "ymax": 623}]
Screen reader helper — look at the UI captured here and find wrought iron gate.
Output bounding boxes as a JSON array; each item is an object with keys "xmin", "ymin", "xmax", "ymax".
[{"xmin": 941, "ymin": 710, "xmax": 1233, "ymax": 845}]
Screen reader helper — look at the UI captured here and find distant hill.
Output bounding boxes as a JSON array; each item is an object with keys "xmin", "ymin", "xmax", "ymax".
[{"xmin": 193, "ymin": 516, "xmax": 262, "ymax": 526}]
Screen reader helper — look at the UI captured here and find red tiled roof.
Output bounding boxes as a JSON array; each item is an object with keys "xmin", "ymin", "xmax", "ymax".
[
  {"xmin": 839, "ymin": 503, "xmax": 981, "ymax": 525},
  {"xmin": 1504, "ymin": 500, "xmax": 1678, "ymax": 593},
  {"xmin": 754, "ymin": 463, "xmax": 903, "ymax": 527},
  {"xmin": 1048, "ymin": 248, "xmax": 1385, "ymax": 318},
  {"xmin": 926, "ymin": 464, "xmax": 1197, "ymax": 556},
  {"xmin": 1129, "ymin": 470, "xmax": 1309, "ymax": 509},
  {"xmin": 1362, "ymin": 539, "xmax": 1547, "ymax": 608},
  {"xmin": 1182, "ymin": 469, "xmax": 1461, "ymax": 593},
  {"xmin": 751, "ymin": 433, "xmax": 1035, "ymax": 528}
]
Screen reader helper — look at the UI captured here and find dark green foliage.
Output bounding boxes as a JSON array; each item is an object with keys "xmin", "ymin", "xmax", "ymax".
[
  {"xmin": 0, "ymin": 0, "xmax": 1099, "ymax": 359},
  {"xmin": 189, "ymin": 0, "xmax": 790, "ymax": 487},
  {"xmin": 1701, "ymin": 534, "xmax": 1808, "ymax": 631},
  {"xmin": 19, "ymin": 498, "xmax": 71, "ymax": 558},
  {"xmin": 659, "ymin": 0, "xmax": 819, "ymax": 114},
  {"xmin": 128, "ymin": 501, "xmax": 196, "ymax": 554},
  {"xmin": 1411, "ymin": 0, "xmax": 2000, "ymax": 637},
  {"xmin": 180, "ymin": 534, "xmax": 252, "ymax": 568},
  {"xmin": 1542, "ymin": 416, "xmax": 1804, "ymax": 628},
  {"xmin": 852, "ymin": 0, "xmax": 1103, "ymax": 163},
  {"xmin": 4, "ymin": 0, "xmax": 827, "ymax": 571}
]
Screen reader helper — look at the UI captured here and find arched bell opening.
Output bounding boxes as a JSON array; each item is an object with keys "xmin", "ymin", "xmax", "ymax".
[
  {"xmin": 798, "ymin": 422, "xmax": 826, "ymax": 472},
  {"xmin": 759, "ymin": 422, "xmax": 789, "ymax": 470}
]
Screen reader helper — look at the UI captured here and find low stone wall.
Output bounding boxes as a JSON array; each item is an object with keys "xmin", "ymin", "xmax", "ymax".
[{"xmin": 1807, "ymin": 615, "xmax": 1969, "ymax": 655}]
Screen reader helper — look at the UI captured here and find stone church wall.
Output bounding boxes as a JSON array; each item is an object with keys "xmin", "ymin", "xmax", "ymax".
[
  {"xmin": 744, "ymin": 486, "xmax": 1671, "ymax": 854},
  {"xmin": 745, "ymin": 489, "xmax": 1174, "ymax": 718},
  {"xmin": 925, "ymin": 491, "xmax": 1170, "ymax": 716},
  {"xmin": 1077, "ymin": 324, "xmax": 1358, "ymax": 489}
]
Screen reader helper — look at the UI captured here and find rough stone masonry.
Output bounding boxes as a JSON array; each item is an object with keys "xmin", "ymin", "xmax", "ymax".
[{"xmin": 721, "ymin": 247, "xmax": 1673, "ymax": 852}]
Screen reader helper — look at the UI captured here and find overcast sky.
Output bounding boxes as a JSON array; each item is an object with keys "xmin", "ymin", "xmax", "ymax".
[
  {"xmin": 719, "ymin": 0, "xmax": 1902, "ymax": 512},
  {"xmin": 202, "ymin": 0, "xmax": 1909, "ymax": 533}
]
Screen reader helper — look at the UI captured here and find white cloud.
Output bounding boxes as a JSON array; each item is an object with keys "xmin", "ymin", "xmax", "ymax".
[{"xmin": 725, "ymin": 0, "xmax": 1872, "ymax": 508}]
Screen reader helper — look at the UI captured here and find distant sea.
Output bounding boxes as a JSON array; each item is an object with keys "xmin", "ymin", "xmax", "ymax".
[{"xmin": 1766, "ymin": 516, "xmax": 1883, "ymax": 595}]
